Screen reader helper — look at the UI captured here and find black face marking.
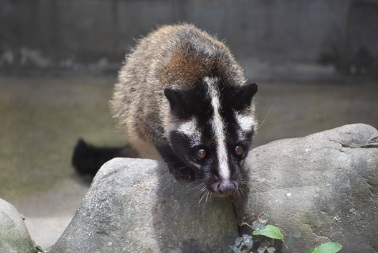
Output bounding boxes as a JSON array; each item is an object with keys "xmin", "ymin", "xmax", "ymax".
[
  {"xmin": 232, "ymin": 83, "xmax": 258, "ymax": 111},
  {"xmin": 164, "ymin": 85, "xmax": 213, "ymax": 120},
  {"xmin": 164, "ymin": 88, "xmax": 191, "ymax": 118},
  {"xmin": 222, "ymin": 83, "xmax": 258, "ymax": 111},
  {"xmin": 166, "ymin": 77, "xmax": 258, "ymax": 196},
  {"xmin": 170, "ymin": 131, "xmax": 193, "ymax": 161}
]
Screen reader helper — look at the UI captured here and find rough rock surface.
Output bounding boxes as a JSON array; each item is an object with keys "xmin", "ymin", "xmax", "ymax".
[
  {"xmin": 244, "ymin": 123, "xmax": 378, "ymax": 252},
  {"xmin": 0, "ymin": 198, "xmax": 36, "ymax": 253},
  {"xmin": 49, "ymin": 123, "xmax": 378, "ymax": 253},
  {"xmin": 49, "ymin": 159, "xmax": 239, "ymax": 253}
]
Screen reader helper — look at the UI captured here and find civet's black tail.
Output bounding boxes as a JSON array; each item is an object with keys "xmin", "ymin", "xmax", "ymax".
[{"xmin": 71, "ymin": 138, "xmax": 137, "ymax": 177}]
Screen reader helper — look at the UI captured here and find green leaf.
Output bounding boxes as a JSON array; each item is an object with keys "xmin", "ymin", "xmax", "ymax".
[
  {"xmin": 252, "ymin": 225, "xmax": 284, "ymax": 240},
  {"xmin": 308, "ymin": 242, "xmax": 342, "ymax": 253}
]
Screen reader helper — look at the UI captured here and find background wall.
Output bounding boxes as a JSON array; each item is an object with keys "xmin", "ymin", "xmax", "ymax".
[{"xmin": 0, "ymin": 0, "xmax": 377, "ymax": 78}]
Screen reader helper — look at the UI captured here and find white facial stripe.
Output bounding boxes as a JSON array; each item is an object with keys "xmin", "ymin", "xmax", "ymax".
[
  {"xmin": 204, "ymin": 77, "xmax": 230, "ymax": 180},
  {"xmin": 235, "ymin": 112, "xmax": 256, "ymax": 133},
  {"xmin": 176, "ymin": 117, "xmax": 201, "ymax": 144}
]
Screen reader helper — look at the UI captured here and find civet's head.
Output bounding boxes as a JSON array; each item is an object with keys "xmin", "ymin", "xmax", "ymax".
[{"xmin": 165, "ymin": 76, "xmax": 258, "ymax": 197}]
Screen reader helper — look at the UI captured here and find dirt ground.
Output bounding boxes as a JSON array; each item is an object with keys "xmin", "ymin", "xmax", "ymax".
[{"xmin": 0, "ymin": 75, "xmax": 377, "ymax": 249}]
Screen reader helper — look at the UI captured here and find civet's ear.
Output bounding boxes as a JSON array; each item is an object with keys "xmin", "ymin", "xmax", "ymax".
[
  {"xmin": 234, "ymin": 83, "xmax": 258, "ymax": 110},
  {"xmin": 164, "ymin": 87, "xmax": 191, "ymax": 118}
]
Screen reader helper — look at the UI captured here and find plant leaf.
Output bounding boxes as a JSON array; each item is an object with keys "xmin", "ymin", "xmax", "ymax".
[
  {"xmin": 307, "ymin": 242, "xmax": 343, "ymax": 253},
  {"xmin": 252, "ymin": 225, "xmax": 284, "ymax": 240}
]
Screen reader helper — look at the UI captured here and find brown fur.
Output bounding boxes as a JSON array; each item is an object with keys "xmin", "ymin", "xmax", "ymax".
[{"xmin": 111, "ymin": 24, "xmax": 248, "ymax": 159}]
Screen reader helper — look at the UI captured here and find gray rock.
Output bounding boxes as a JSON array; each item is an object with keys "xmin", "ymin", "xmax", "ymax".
[
  {"xmin": 0, "ymin": 198, "xmax": 36, "ymax": 253},
  {"xmin": 49, "ymin": 123, "xmax": 378, "ymax": 253},
  {"xmin": 49, "ymin": 159, "xmax": 238, "ymax": 253},
  {"xmin": 244, "ymin": 123, "xmax": 378, "ymax": 252}
]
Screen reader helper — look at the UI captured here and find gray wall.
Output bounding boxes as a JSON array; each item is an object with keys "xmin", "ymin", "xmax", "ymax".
[{"xmin": 0, "ymin": 0, "xmax": 377, "ymax": 75}]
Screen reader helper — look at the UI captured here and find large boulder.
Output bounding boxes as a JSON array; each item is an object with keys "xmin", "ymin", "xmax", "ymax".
[
  {"xmin": 49, "ymin": 158, "xmax": 239, "ymax": 253},
  {"xmin": 244, "ymin": 123, "xmax": 378, "ymax": 252},
  {"xmin": 49, "ymin": 123, "xmax": 378, "ymax": 253},
  {"xmin": 0, "ymin": 198, "xmax": 36, "ymax": 253}
]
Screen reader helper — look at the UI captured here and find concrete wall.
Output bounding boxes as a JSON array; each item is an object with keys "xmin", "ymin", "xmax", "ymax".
[{"xmin": 0, "ymin": 0, "xmax": 377, "ymax": 77}]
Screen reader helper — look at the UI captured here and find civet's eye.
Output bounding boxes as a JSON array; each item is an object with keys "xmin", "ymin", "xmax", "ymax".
[
  {"xmin": 196, "ymin": 148, "xmax": 207, "ymax": 159},
  {"xmin": 234, "ymin": 145, "xmax": 244, "ymax": 156}
]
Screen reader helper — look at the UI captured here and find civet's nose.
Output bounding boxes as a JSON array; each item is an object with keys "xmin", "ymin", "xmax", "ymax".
[{"xmin": 212, "ymin": 181, "xmax": 238, "ymax": 197}]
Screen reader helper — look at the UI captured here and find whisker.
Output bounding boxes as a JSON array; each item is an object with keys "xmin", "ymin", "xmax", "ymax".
[
  {"xmin": 185, "ymin": 181, "xmax": 203, "ymax": 192},
  {"xmin": 199, "ymin": 185, "xmax": 207, "ymax": 192},
  {"xmin": 205, "ymin": 191, "xmax": 211, "ymax": 203},
  {"xmin": 259, "ymin": 99, "xmax": 277, "ymax": 129},
  {"xmin": 240, "ymin": 180, "xmax": 249, "ymax": 187},
  {"xmin": 198, "ymin": 189, "xmax": 208, "ymax": 205},
  {"xmin": 200, "ymin": 191, "xmax": 208, "ymax": 201},
  {"xmin": 237, "ymin": 186, "xmax": 243, "ymax": 193},
  {"xmin": 238, "ymin": 186, "xmax": 245, "ymax": 195}
]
